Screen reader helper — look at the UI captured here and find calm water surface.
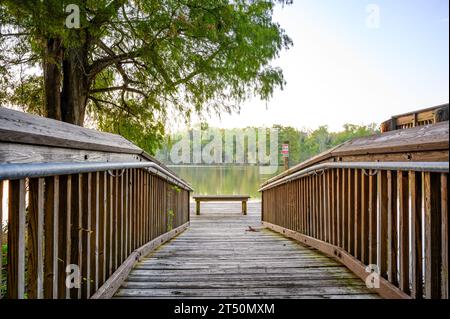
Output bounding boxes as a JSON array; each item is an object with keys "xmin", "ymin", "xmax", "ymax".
[{"xmin": 170, "ymin": 166, "xmax": 284, "ymax": 199}]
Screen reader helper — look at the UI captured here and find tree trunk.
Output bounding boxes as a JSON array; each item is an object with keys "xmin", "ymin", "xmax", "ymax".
[
  {"xmin": 43, "ymin": 38, "xmax": 63, "ymax": 121},
  {"xmin": 43, "ymin": 32, "xmax": 90, "ymax": 127},
  {"xmin": 60, "ymin": 47, "xmax": 89, "ymax": 126}
]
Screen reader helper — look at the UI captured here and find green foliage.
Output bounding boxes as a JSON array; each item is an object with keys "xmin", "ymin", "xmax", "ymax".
[
  {"xmin": 157, "ymin": 123, "xmax": 380, "ymax": 166},
  {"xmin": 1, "ymin": 243, "xmax": 6, "ymax": 297},
  {"xmin": 1, "ymin": 0, "xmax": 292, "ymax": 155},
  {"xmin": 171, "ymin": 185, "xmax": 181, "ymax": 193},
  {"xmin": 167, "ymin": 209, "xmax": 175, "ymax": 231}
]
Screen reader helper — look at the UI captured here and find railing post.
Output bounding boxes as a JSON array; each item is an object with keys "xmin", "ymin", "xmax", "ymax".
[
  {"xmin": 242, "ymin": 200, "xmax": 247, "ymax": 215},
  {"xmin": 196, "ymin": 200, "xmax": 200, "ymax": 215}
]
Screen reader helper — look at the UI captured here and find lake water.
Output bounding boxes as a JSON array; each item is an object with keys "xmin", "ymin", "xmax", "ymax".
[{"xmin": 169, "ymin": 165, "xmax": 284, "ymax": 199}]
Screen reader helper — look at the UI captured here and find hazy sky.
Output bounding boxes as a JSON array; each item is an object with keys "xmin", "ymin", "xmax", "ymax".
[{"xmin": 188, "ymin": 0, "xmax": 449, "ymax": 132}]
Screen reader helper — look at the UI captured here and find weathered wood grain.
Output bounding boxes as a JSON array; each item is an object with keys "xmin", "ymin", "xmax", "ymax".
[
  {"xmin": 0, "ymin": 107, "xmax": 141, "ymax": 154},
  {"xmin": 114, "ymin": 202, "xmax": 378, "ymax": 299}
]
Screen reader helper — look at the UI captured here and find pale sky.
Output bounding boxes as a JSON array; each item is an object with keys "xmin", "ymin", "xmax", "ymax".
[{"xmin": 188, "ymin": 0, "xmax": 449, "ymax": 132}]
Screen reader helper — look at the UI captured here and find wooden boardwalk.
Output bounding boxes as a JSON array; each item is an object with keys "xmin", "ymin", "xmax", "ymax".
[{"xmin": 114, "ymin": 202, "xmax": 379, "ymax": 299}]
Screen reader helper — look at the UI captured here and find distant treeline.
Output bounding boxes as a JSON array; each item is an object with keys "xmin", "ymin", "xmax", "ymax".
[{"xmin": 156, "ymin": 123, "xmax": 379, "ymax": 166}]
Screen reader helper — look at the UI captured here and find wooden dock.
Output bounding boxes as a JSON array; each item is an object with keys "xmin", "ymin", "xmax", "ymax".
[{"xmin": 114, "ymin": 202, "xmax": 379, "ymax": 299}]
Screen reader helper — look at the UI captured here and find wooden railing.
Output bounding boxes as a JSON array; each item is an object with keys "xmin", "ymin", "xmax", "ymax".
[
  {"xmin": 0, "ymin": 108, "xmax": 192, "ymax": 299},
  {"xmin": 380, "ymin": 104, "xmax": 448, "ymax": 132},
  {"xmin": 260, "ymin": 121, "xmax": 449, "ymax": 299}
]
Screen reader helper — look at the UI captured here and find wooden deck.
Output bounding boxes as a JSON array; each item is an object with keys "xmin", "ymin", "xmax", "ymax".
[{"xmin": 114, "ymin": 202, "xmax": 379, "ymax": 299}]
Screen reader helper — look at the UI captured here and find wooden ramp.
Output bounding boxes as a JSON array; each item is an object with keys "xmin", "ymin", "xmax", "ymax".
[{"xmin": 114, "ymin": 202, "xmax": 379, "ymax": 299}]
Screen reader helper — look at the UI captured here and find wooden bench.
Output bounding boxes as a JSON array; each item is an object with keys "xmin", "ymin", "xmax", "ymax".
[{"xmin": 193, "ymin": 195, "xmax": 251, "ymax": 215}]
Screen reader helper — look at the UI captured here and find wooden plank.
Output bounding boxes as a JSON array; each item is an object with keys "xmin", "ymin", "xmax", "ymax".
[
  {"xmin": 91, "ymin": 172, "xmax": 99, "ymax": 294},
  {"xmin": 118, "ymin": 171, "xmax": 124, "ymax": 265},
  {"xmin": 124, "ymin": 169, "xmax": 129, "ymax": 261},
  {"xmin": 0, "ymin": 106, "xmax": 142, "ymax": 154},
  {"xmin": 92, "ymin": 222, "xmax": 189, "ymax": 299},
  {"xmin": 368, "ymin": 174, "xmax": 377, "ymax": 265},
  {"xmin": 28, "ymin": 178, "xmax": 45, "ymax": 299},
  {"xmin": 264, "ymin": 221, "xmax": 408, "ymax": 299},
  {"xmin": 7, "ymin": 179, "xmax": 26, "ymax": 299},
  {"xmin": 424, "ymin": 172, "xmax": 442, "ymax": 299},
  {"xmin": 336, "ymin": 169, "xmax": 341, "ymax": 247},
  {"xmin": 387, "ymin": 171, "xmax": 398, "ymax": 286},
  {"xmin": 354, "ymin": 170, "xmax": 362, "ymax": 259},
  {"xmin": 106, "ymin": 173, "xmax": 113, "ymax": 277},
  {"xmin": 44, "ymin": 176, "xmax": 59, "ymax": 298},
  {"xmin": 57, "ymin": 175, "xmax": 71, "ymax": 299},
  {"xmin": 441, "ymin": 173, "xmax": 448, "ymax": 299},
  {"xmin": 132, "ymin": 169, "xmax": 137, "ymax": 250},
  {"xmin": 377, "ymin": 171, "xmax": 388, "ymax": 279},
  {"xmin": 0, "ymin": 142, "xmax": 144, "ymax": 164},
  {"xmin": 70, "ymin": 174, "xmax": 82, "ymax": 299},
  {"xmin": 398, "ymin": 171, "xmax": 410, "ymax": 294},
  {"xmin": 115, "ymin": 201, "xmax": 384, "ymax": 300},
  {"xmin": 409, "ymin": 171, "xmax": 423, "ymax": 298},
  {"xmin": 81, "ymin": 173, "xmax": 92, "ymax": 298},
  {"xmin": 361, "ymin": 171, "xmax": 369, "ymax": 265},
  {"xmin": 98, "ymin": 171, "xmax": 106, "ymax": 286},
  {"xmin": 333, "ymin": 120, "xmax": 449, "ymax": 157},
  {"xmin": 347, "ymin": 169, "xmax": 355, "ymax": 255},
  {"xmin": 113, "ymin": 171, "xmax": 118, "ymax": 271},
  {"xmin": 193, "ymin": 195, "xmax": 251, "ymax": 201},
  {"xmin": 331, "ymin": 169, "xmax": 337, "ymax": 246}
]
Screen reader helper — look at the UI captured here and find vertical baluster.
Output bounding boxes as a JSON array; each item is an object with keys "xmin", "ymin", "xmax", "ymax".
[
  {"xmin": 398, "ymin": 171, "xmax": 410, "ymax": 294},
  {"xmin": 124, "ymin": 169, "xmax": 129, "ymax": 260},
  {"xmin": 387, "ymin": 171, "xmax": 398, "ymax": 286},
  {"xmin": 297, "ymin": 179, "xmax": 301, "ymax": 233},
  {"xmin": 70, "ymin": 174, "xmax": 82, "ymax": 299},
  {"xmin": 131, "ymin": 169, "xmax": 136, "ymax": 251},
  {"xmin": 308, "ymin": 176, "xmax": 312, "ymax": 237},
  {"xmin": 319, "ymin": 174, "xmax": 323, "ymax": 240},
  {"xmin": 331, "ymin": 169, "xmax": 337, "ymax": 246},
  {"xmin": 81, "ymin": 173, "xmax": 91, "ymax": 298},
  {"xmin": 361, "ymin": 171, "xmax": 369, "ymax": 265},
  {"xmin": 342, "ymin": 169, "xmax": 348, "ymax": 249},
  {"xmin": 377, "ymin": 171, "xmax": 388, "ymax": 278},
  {"xmin": 28, "ymin": 178, "xmax": 45, "ymax": 299},
  {"xmin": 441, "ymin": 173, "xmax": 448, "ymax": 299},
  {"xmin": 136, "ymin": 170, "xmax": 140, "ymax": 246},
  {"xmin": 409, "ymin": 171, "xmax": 422, "ymax": 298},
  {"xmin": 44, "ymin": 176, "xmax": 59, "ymax": 298},
  {"xmin": 354, "ymin": 170, "xmax": 362, "ymax": 259},
  {"xmin": 106, "ymin": 173, "xmax": 112, "ymax": 278},
  {"xmin": 91, "ymin": 172, "xmax": 99, "ymax": 294},
  {"xmin": 99, "ymin": 171, "xmax": 106, "ymax": 287},
  {"xmin": 336, "ymin": 169, "xmax": 341, "ymax": 247},
  {"xmin": 114, "ymin": 172, "xmax": 119, "ymax": 270},
  {"xmin": 424, "ymin": 172, "xmax": 442, "ymax": 299},
  {"xmin": 348, "ymin": 169, "xmax": 355, "ymax": 255},
  {"xmin": 326, "ymin": 171, "xmax": 331, "ymax": 243},
  {"xmin": 313, "ymin": 175, "xmax": 318, "ymax": 238},
  {"xmin": 118, "ymin": 171, "xmax": 123, "ymax": 264},
  {"xmin": 57, "ymin": 175, "xmax": 71, "ymax": 299},
  {"xmin": 368, "ymin": 173, "xmax": 377, "ymax": 265},
  {"xmin": 7, "ymin": 179, "xmax": 26, "ymax": 299}
]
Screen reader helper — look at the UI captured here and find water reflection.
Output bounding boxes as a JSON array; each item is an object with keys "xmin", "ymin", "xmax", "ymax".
[{"xmin": 170, "ymin": 165, "xmax": 284, "ymax": 199}]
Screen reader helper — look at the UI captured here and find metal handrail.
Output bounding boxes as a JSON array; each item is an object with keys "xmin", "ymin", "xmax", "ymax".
[
  {"xmin": 259, "ymin": 161, "xmax": 449, "ymax": 192},
  {"xmin": 0, "ymin": 161, "xmax": 193, "ymax": 191}
]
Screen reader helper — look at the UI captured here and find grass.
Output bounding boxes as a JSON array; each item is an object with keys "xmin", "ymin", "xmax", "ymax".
[{"xmin": 1, "ymin": 244, "xmax": 6, "ymax": 297}]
